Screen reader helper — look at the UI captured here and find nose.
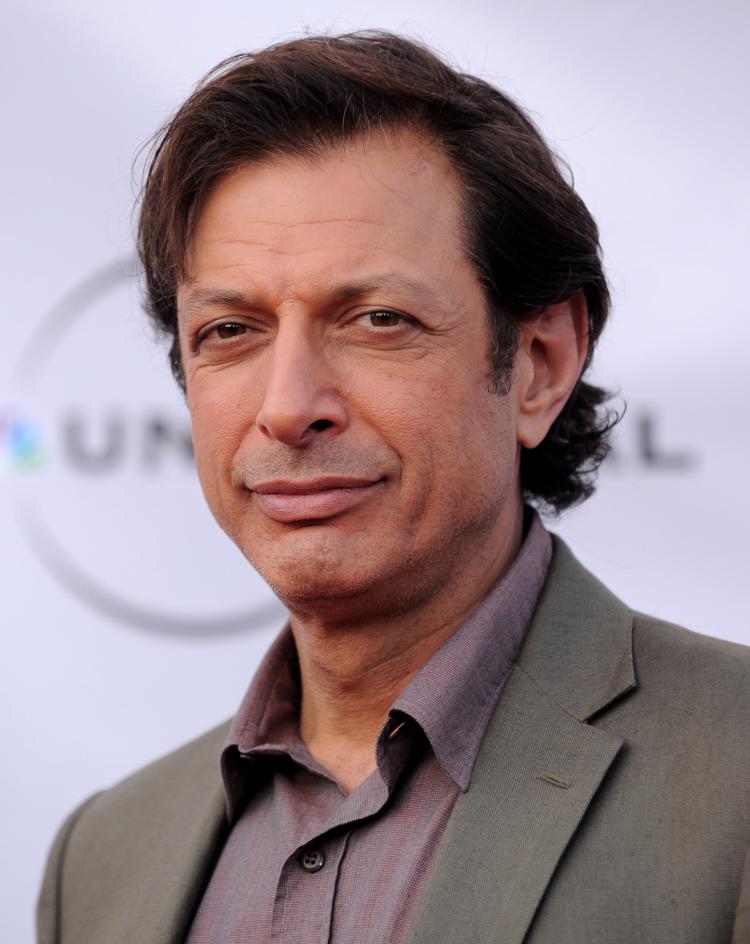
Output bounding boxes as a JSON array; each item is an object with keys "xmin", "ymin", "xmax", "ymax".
[{"xmin": 255, "ymin": 325, "xmax": 348, "ymax": 447}]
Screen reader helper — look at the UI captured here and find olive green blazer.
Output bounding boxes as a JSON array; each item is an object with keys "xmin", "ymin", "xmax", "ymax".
[{"xmin": 37, "ymin": 538, "xmax": 750, "ymax": 943}]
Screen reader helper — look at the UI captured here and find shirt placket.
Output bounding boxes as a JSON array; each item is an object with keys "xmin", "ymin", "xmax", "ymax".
[{"xmin": 270, "ymin": 829, "xmax": 351, "ymax": 944}]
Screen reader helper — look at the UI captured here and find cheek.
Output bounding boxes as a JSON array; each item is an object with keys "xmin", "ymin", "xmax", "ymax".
[
  {"xmin": 187, "ymin": 377, "xmax": 258, "ymax": 501},
  {"xmin": 373, "ymin": 371, "xmax": 512, "ymax": 505},
  {"xmin": 426, "ymin": 388, "xmax": 516, "ymax": 498}
]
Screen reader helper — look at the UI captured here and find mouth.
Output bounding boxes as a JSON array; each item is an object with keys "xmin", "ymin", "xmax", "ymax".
[{"xmin": 250, "ymin": 477, "xmax": 383, "ymax": 523}]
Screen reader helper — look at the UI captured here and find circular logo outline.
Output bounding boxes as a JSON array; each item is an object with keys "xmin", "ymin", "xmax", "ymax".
[{"xmin": 9, "ymin": 257, "xmax": 283, "ymax": 638}]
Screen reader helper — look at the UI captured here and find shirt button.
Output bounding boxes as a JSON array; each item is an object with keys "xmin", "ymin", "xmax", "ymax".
[{"xmin": 300, "ymin": 849, "xmax": 325, "ymax": 873}]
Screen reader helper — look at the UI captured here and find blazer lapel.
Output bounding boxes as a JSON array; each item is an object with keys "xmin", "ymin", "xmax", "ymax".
[
  {"xmin": 406, "ymin": 536, "xmax": 636, "ymax": 944},
  {"xmin": 130, "ymin": 780, "xmax": 229, "ymax": 944},
  {"xmin": 406, "ymin": 666, "xmax": 622, "ymax": 944}
]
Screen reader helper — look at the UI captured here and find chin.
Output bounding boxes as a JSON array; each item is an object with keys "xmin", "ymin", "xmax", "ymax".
[
  {"xmin": 261, "ymin": 563, "xmax": 383, "ymax": 617},
  {"xmin": 241, "ymin": 528, "xmax": 379, "ymax": 609}
]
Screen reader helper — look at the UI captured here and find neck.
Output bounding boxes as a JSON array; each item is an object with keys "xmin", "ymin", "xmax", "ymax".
[{"xmin": 289, "ymin": 502, "xmax": 525, "ymax": 792}]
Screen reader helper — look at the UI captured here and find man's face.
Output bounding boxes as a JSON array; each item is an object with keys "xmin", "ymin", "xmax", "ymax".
[{"xmin": 177, "ymin": 129, "xmax": 524, "ymax": 616}]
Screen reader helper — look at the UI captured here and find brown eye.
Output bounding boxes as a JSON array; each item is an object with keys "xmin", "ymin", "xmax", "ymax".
[
  {"xmin": 215, "ymin": 322, "xmax": 247, "ymax": 340},
  {"xmin": 368, "ymin": 311, "xmax": 402, "ymax": 328}
]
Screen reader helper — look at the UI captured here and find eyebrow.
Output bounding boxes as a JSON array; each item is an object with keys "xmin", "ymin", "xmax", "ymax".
[
  {"xmin": 179, "ymin": 273, "xmax": 432, "ymax": 319},
  {"xmin": 181, "ymin": 289, "xmax": 250, "ymax": 316}
]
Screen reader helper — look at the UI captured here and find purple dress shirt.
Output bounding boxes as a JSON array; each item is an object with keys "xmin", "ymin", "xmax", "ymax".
[{"xmin": 186, "ymin": 514, "xmax": 552, "ymax": 944}]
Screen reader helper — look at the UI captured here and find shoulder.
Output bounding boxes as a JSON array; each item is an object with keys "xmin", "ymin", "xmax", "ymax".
[
  {"xmin": 109, "ymin": 719, "xmax": 230, "ymax": 793},
  {"xmin": 81, "ymin": 718, "xmax": 230, "ymax": 821},
  {"xmin": 592, "ymin": 612, "xmax": 750, "ymax": 806},
  {"xmin": 38, "ymin": 721, "xmax": 231, "ymax": 943},
  {"xmin": 39, "ymin": 725, "xmax": 232, "ymax": 943},
  {"xmin": 58, "ymin": 722, "xmax": 229, "ymax": 833},
  {"xmin": 628, "ymin": 612, "xmax": 750, "ymax": 725},
  {"xmin": 524, "ymin": 535, "xmax": 750, "ymax": 734}
]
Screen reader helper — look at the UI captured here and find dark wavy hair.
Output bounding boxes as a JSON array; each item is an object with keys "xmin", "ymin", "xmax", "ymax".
[{"xmin": 137, "ymin": 30, "xmax": 619, "ymax": 513}]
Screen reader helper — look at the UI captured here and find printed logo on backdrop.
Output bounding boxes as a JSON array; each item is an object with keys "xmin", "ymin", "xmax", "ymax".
[{"xmin": 4, "ymin": 258, "xmax": 283, "ymax": 637}]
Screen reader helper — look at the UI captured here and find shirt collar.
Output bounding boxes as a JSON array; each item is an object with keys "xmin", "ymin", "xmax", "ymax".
[
  {"xmin": 226, "ymin": 628, "xmax": 300, "ymax": 754},
  {"xmin": 222, "ymin": 511, "xmax": 552, "ymax": 810},
  {"xmin": 390, "ymin": 511, "xmax": 551, "ymax": 791}
]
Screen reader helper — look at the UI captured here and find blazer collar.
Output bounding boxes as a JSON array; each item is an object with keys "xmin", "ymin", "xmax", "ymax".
[{"xmin": 517, "ymin": 534, "xmax": 636, "ymax": 720}]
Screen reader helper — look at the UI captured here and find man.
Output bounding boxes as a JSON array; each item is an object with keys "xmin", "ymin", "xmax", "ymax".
[{"xmin": 38, "ymin": 31, "xmax": 750, "ymax": 944}]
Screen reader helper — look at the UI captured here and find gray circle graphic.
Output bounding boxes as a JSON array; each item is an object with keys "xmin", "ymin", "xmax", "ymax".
[{"xmin": 10, "ymin": 257, "xmax": 282, "ymax": 638}]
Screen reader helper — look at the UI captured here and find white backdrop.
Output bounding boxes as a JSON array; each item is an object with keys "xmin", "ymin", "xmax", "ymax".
[{"xmin": 2, "ymin": 2, "xmax": 749, "ymax": 941}]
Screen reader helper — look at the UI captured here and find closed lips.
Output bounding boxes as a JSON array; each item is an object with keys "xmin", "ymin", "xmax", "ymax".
[{"xmin": 251, "ymin": 479, "xmax": 382, "ymax": 522}]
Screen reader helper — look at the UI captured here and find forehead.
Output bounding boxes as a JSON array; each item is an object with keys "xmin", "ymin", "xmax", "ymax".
[{"xmin": 181, "ymin": 128, "xmax": 472, "ymax": 303}]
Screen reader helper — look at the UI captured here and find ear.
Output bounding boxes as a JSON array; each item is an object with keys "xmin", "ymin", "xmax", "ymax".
[{"xmin": 514, "ymin": 292, "xmax": 589, "ymax": 449}]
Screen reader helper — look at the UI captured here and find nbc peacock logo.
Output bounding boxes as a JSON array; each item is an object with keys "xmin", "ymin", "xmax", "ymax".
[{"xmin": 0, "ymin": 412, "xmax": 46, "ymax": 472}]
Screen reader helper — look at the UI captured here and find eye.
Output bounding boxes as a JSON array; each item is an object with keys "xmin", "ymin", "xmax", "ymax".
[
  {"xmin": 196, "ymin": 321, "xmax": 249, "ymax": 345},
  {"xmin": 213, "ymin": 322, "xmax": 248, "ymax": 340},
  {"xmin": 364, "ymin": 310, "xmax": 405, "ymax": 328}
]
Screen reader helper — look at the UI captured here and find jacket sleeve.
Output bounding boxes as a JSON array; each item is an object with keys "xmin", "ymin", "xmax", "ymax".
[{"xmin": 36, "ymin": 793, "xmax": 104, "ymax": 944}]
